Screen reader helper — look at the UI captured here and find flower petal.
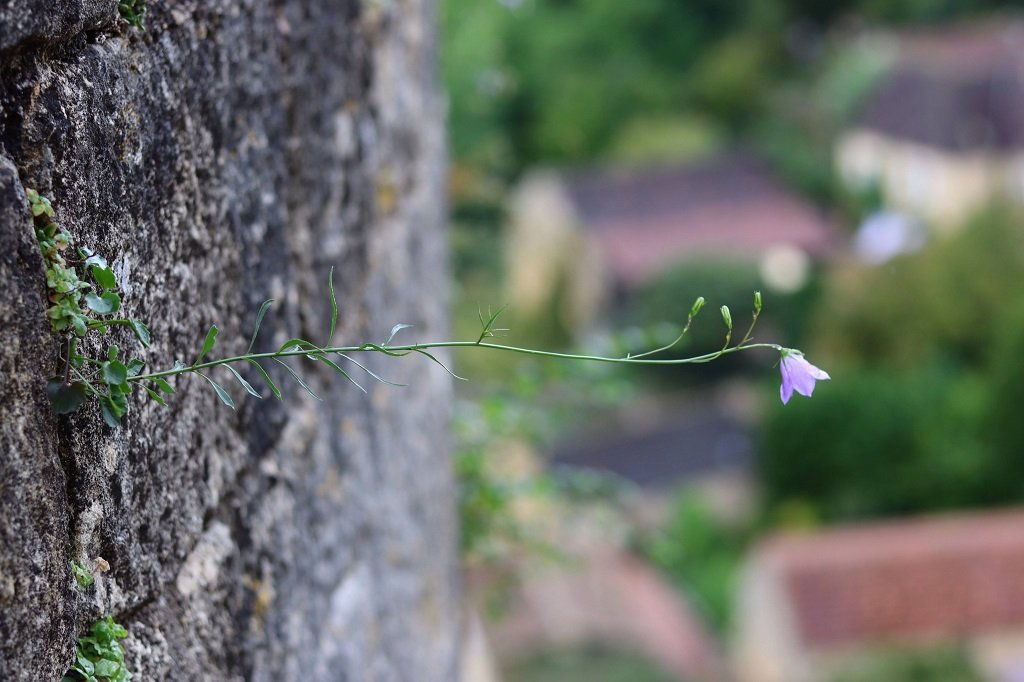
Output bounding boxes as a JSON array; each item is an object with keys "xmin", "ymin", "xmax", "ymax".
[
  {"xmin": 778, "ymin": 353, "xmax": 830, "ymax": 404},
  {"xmin": 780, "ymin": 379, "xmax": 794, "ymax": 404}
]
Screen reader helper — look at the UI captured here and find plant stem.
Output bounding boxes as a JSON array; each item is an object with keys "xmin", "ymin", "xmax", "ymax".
[{"xmin": 130, "ymin": 339, "xmax": 783, "ymax": 384}]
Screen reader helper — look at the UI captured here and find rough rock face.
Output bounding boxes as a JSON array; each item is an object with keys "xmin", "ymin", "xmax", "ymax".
[{"xmin": 0, "ymin": 1, "xmax": 457, "ymax": 680}]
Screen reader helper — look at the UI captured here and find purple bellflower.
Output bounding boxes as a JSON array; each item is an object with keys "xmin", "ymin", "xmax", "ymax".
[{"xmin": 779, "ymin": 350, "xmax": 830, "ymax": 404}]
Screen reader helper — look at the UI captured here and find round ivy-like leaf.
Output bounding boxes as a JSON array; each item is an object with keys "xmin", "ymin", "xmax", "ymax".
[
  {"xmin": 85, "ymin": 291, "xmax": 121, "ymax": 314},
  {"xmin": 46, "ymin": 378, "xmax": 89, "ymax": 415},
  {"xmin": 102, "ymin": 360, "xmax": 128, "ymax": 386}
]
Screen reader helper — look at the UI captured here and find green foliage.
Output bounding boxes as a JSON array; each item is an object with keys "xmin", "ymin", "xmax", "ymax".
[
  {"xmin": 442, "ymin": 0, "xmax": 747, "ymax": 174},
  {"xmin": 759, "ymin": 367, "xmax": 1010, "ymax": 522},
  {"xmin": 70, "ymin": 560, "xmax": 94, "ymax": 589},
  {"xmin": 761, "ymin": 207, "xmax": 1024, "ymax": 524},
  {"xmin": 117, "ymin": 0, "xmax": 146, "ymax": 29},
  {"xmin": 455, "ymin": 358, "xmax": 638, "ymax": 562},
  {"xmin": 814, "ymin": 206, "xmax": 1024, "ymax": 370},
  {"xmin": 690, "ymin": 30, "xmax": 781, "ymax": 128},
  {"xmin": 606, "ymin": 114, "xmax": 723, "ymax": 166},
  {"xmin": 64, "ymin": 616, "xmax": 133, "ymax": 682},
  {"xmin": 29, "ymin": 190, "xmax": 151, "ymax": 427},
  {"xmin": 30, "ymin": 189, "xmax": 90, "ymax": 337},
  {"xmin": 503, "ymin": 646, "xmax": 673, "ymax": 682},
  {"xmin": 640, "ymin": 490, "xmax": 751, "ymax": 633},
  {"xmin": 986, "ymin": 308, "xmax": 1024, "ymax": 482},
  {"xmin": 828, "ymin": 646, "xmax": 985, "ymax": 682}
]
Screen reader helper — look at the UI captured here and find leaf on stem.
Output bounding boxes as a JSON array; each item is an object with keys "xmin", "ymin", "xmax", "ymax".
[
  {"xmin": 246, "ymin": 360, "xmax": 282, "ymax": 400},
  {"xmin": 197, "ymin": 372, "xmax": 235, "ymax": 408},
  {"xmin": 153, "ymin": 378, "xmax": 175, "ymax": 394},
  {"xmin": 144, "ymin": 387, "xmax": 167, "ymax": 406},
  {"xmin": 336, "ymin": 353, "xmax": 407, "ymax": 387},
  {"xmin": 272, "ymin": 358, "xmax": 321, "ymax": 401},
  {"xmin": 246, "ymin": 299, "xmax": 274, "ymax": 354},
  {"xmin": 195, "ymin": 325, "xmax": 219, "ymax": 365},
  {"xmin": 46, "ymin": 378, "xmax": 89, "ymax": 414},
  {"xmin": 328, "ymin": 267, "xmax": 338, "ymax": 344},
  {"xmin": 101, "ymin": 360, "xmax": 128, "ymax": 386},
  {"xmin": 311, "ymin": 353, "xmax": 366, "ymax": 393},
  {"xmin": 412, "ymin": 349, "xmax": 467, "ymax": 381},
  {"xmin": 383, "ymin": 323, "xmax": 413, "ymax": 346},
  {"xmin": 85, "ymin": 292, "xmax": 121, "ymax": 315},
  {"xmin": 224, "ymin": 364, "xmax": 262, "ymax": 398},
  {"xmin": 91, "ymin": 265, "xmax": 117, "ymax": 290},
  {"xmin": 276, "ymin": 337, "xmax": 319, "ymax": 354},
  {"xmin": 129, "ymin": 318, "xmax": 151, "ymax": 347}
]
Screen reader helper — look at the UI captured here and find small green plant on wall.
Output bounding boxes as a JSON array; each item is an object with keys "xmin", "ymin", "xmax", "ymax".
[
  {"xmin": 63, "ymin": 616, "xmax": 132, "ymax": 682},
  {"xmin": 117, "ymin": 0, "xmax": 146, "ymax": 29},
  {"xmin": 30, "ymin": 190, "xmax": 829, "ymax": 427}
]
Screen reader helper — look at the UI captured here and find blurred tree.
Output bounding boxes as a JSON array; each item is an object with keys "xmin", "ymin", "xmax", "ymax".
[
  {"xmin": 813, "ymin": 206, "xmax": 1024, "ymax": 370},
  {"xmin": 760, "ymin": 206, "xmax": 1024, "ymax": 523}
]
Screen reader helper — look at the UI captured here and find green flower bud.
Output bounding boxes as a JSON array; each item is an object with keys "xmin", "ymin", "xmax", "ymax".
[
  {"xmin": 754, "ymin": 291, "xmax": 762, "ymax": 314},
  {"xmin": 689, "ymin": 296, "xmax": 705, "ymax": 319},
  {"xmin": 721, "ymin": 305, "xmax": 732, "ymax": 330}
]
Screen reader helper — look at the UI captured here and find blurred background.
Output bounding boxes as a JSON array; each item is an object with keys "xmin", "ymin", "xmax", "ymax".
[{"xmin": 441, "ymin": 1, "xmax": 1024, "ymax": 681}]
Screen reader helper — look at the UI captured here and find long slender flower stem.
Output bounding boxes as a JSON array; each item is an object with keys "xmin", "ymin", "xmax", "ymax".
[{"xmin": 130, "ymin": 339, "xmax": 784, "ymax": 384}]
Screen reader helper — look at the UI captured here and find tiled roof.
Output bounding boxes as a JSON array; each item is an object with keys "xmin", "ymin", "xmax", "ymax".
[
  {"xmin": 561, "ymin": 153, "xmax": 838, "ymax": 286},
  {"xmin": 856, "ymin": 21, "xmax": 1024, "ymax": 151},
  {"xmin": 755, "ymin": 509, "xmax": 1024, "ymax": 648}
]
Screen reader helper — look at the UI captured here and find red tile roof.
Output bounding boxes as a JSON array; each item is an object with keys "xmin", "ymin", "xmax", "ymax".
[
  {"xmin": 755, "ymin": 509, "xmax": 1024, "ymax": 649},
  {"xmin": 563, "ymin": 154, "xmax": 837, "ymax": 286},
  {"xmin": 856, "ymin": 21, "xmax": 1024, "ymax": 151}
]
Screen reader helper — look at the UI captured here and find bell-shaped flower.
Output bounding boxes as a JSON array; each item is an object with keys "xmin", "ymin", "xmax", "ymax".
[{"xmin": 779, "ymin": 350, "xmax": 830, "ymax": 404}]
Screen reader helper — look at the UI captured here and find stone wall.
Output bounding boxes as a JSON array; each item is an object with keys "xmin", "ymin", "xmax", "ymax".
[{"xmin": 0, "ymin": 1, "xmax": 457, "ymax": 679}]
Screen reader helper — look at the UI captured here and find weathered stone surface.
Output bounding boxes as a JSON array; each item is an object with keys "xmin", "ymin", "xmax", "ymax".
[{"xmin": 0, "ymin": 1, "xmax": 456, "ymax": 680}]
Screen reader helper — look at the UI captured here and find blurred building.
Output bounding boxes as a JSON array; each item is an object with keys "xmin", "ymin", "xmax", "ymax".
[
  {"xmin": 507, "ymin": 153, "xmax": 838, "ymax": 331},
  {"xmin": 734, "ymin": 509, "xmax": 1024, "ymax": 682},
  {"xmin": 836, "ymin": 22, "xmax": 1024, "ymax": 231}
]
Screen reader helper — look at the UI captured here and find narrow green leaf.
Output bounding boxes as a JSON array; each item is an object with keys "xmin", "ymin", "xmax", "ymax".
[
  {"xmin": 153, "ymin": 378, "xmax": 175, "ymax": 394},
  {"xmin": 195, "ymin": 325, "xmax": 219, "ymax": 365},
  {"xmin": 311, "ymin": 353, "xmax": 366, "ymax": 393},
  {"xmin": 144, "ymin": 387, "xmax": 167, "ymax": 406},
  {"xmin": 327, "ymin": 267, "xmax": 338, "ymax": 343},
  {"xmin": 246, "ymin": 360, "xmax": 282, "ymax": 400},
  {"xmin": 383, "ymin": 323, "xmax": 413, "ymax": 346},
  {"xmin": 101, "ymin": 360, "xmax": 128, "ymax": 386},
  {"xmin": 246, "ymin": 299, "xmax": 274, "ymax": 354},
  {"xmin": 272, "ymin": 359, "xmax": 322, "ymax": 401},
  {"xmin": 126, "ymin": 359, "xmax": 145, "ymax": 377},
  {"xmin": 129, "ymin": 318, "xmax": 151, "ymax": 347},
  {"xmin": 413, "ymin": 349, "xmax": 467, "ymax": 381},
  {"xmin": 276, "ymin": 337, "xmax": 319, "ymax": 354},
  {"xmin": 46, "ymin": 379, "xmax": 89, "ymax": 414},
  {"xmin": 91, "ymin": 265, "xmax": 117, "ymax": 290},
  {"xmin": 336, "ymin": 353, "xmax": 407, "ymax": 387},
  {"xmin": 224, "ymin": 364, "xmax": 262, "ymax": 398},
  {"xmin": 198, "ymin": 372, "xmax": 235, "ymax": 409},
  {"xmin": 358, "ymin": 342, "xmax": 409, "ymax": 357}
]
